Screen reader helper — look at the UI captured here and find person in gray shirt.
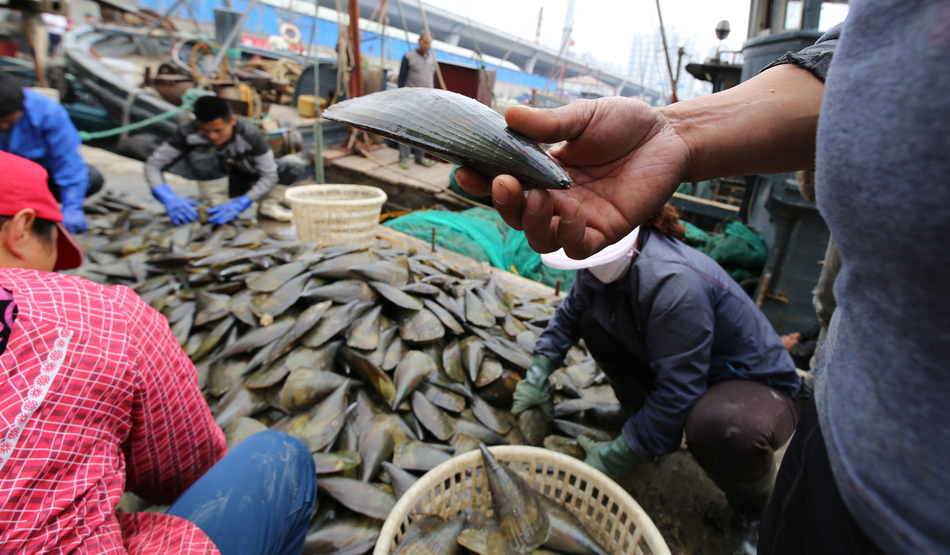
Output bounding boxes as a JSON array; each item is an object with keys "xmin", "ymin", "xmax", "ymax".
[
  {"xmin": 395, "ymin": 34, "xmax": 437, "ymax": 169},
  {"xmin": 145, "ymin": 96, "xmax": 307, "ymax": 225},
  {"xmin": 454, "ymin": 1, "xmax": 948, "ymax": 552}
]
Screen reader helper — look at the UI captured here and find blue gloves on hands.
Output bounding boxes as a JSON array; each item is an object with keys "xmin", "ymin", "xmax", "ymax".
[
  {"xmin": 152, "ymin": 184, "xmax": 199, "ymax": 226},
  {"xmin": 61, "ymin": 205, "xmax": 88, "ymax": 234},
  {"xmin": 59, "ymin": 186, "xmax": 88, "ymax": 234},
  {"xmin": 207, "ymin": 195, "xmax": 252, "ymax": 225}
]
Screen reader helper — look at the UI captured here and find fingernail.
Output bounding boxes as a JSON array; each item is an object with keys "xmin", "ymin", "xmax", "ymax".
[
  {"xmin": 494, "ymin": 179, "xmax": 509, "ymax": 204},
  {"xmin": 453, "ymin": 169, "xmax": 464, "ymax": 188},
  {"xmin": 561, "ymin": 198, "xmax": 580, "ymax": 223},
  {"xmin": 526, "ymin": 190, "xmax": 543, "ymax": 215}
]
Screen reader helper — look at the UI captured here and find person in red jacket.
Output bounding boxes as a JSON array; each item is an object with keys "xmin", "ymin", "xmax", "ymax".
[{"xmin": 0, "ymin": 151, "xmax": 316, "ymax": 555}]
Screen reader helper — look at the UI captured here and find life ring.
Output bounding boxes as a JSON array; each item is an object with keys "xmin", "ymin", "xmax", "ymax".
[{"xmin": 279, "ymin": 23, "xmax": 301, "ymax": 45}]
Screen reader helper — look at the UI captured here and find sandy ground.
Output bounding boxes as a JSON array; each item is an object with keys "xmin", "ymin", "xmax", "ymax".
[{"xmin": 86, "ymin": 145, "xmax": 751, "ymax": 554}]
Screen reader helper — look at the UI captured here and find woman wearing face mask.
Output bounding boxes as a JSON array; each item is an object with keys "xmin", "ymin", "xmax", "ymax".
[{"xmin": 513, "ymin": 205, "xmax": 802, "ymax": 519}]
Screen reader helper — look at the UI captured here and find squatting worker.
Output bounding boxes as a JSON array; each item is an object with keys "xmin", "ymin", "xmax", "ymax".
[
  {"xmin": 395, "ymin": 34, "xmax": 437, "ymax": 169},
  {"xmin": 456, "ymin": 3, "xmax": 949, "ymax": 552},
  {"xmin": 145, "ymin": 95, "xmax": 308, "ymax": 226},
  {"xmin": 0, "ymin": 151, "xmax": 316, "ymax": 555},
  {"xmin": 0, "ymin": 72, "xmax": 104, "ymax": 234},
  {"xmin": 513, "ymin": 204, "xmax": 800, "ymax": 518}
]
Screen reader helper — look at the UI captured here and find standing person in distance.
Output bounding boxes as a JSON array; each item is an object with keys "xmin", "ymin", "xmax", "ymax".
[
  {"xmin": 145, "ymin": 95, "xmax": 308, "ymax": 226},
  {"xmin": 396, "ymin": 33, "xmax": 437, "ymax": 169}
]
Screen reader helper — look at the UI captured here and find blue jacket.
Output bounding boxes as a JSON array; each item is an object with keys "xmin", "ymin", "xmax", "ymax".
[
  {"xmin": 534, "ymin": 229, "xmax": 800, "ymax": 460},
  {"xmin": 0, "ymin": 89, "xmax": 88, "ymax": 195}
]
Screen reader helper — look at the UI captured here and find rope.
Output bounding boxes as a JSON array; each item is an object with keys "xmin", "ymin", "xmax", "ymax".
[
  {"xmin": 78, "ymin": 101, "xmax": 194, "ymax": 141},
  {"xmin": 118, "ymin": 89, "xmax": 144, "ymax": 142}
]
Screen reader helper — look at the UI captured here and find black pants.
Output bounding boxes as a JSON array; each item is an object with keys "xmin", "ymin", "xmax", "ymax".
[
  {"xmin": 48, "ymin": 166, "xmax": 104, "ymax": 201},
  {"xmin": 758, "ymin": 400, "xmax": 884, "ymax": 555},
  {"xmin": 579, "ymin": 310, "xmax": 800, "ymax": 515}
]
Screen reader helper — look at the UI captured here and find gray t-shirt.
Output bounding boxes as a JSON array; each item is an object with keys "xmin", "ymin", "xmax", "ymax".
[
  {"xmin": 809, "ymin": 1, "xmax": 950, "ymax": 553},
  {"xmin": 398, "ymin": 49, "xmax": 435, "ymax": 89}
]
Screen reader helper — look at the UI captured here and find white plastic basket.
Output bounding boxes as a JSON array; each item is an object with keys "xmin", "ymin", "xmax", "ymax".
[
  {"xmin": 375, "ymin": 446, "xmax": 670, "ymax": 555},
  {"xmin": 284, "ymin": 184, "xmax": 387, "ymax": 246}
]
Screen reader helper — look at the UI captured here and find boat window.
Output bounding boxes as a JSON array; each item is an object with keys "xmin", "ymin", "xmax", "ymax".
[
  {"xmin": 783, "ymin": 0, "xmax": 803, "ymax": 31},
  {"xmin": 818, "ymin": 2, "xmax": 850, "ymax": 31}
]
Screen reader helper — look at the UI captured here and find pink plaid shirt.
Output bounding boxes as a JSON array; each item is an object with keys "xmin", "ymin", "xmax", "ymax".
[{"xmin": 0, "ymin": 269, "xmax": 226, "ymax": 554}]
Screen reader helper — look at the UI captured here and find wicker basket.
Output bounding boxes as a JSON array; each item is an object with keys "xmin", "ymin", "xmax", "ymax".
[
  {"xmin": 374, "ymin": 446, "xmax": 670, "ymax": 555},
  {"xmin": 284, "ymin": 185, "xmax": 387, "ymax": 246}
]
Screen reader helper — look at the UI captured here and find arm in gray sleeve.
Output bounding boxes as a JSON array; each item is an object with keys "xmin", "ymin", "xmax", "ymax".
[
  {"xmin": 244, "ymin": 149, "xmax": 278, "ymax": 202},
  {"xmin": 532, "ymin": 274, "xmax": 591, "ymax": 366},
  {"xmin": 759, "ymin": 23, "xmax": 842, "ymax": 82},
  {"xmin": 144, "ymin": 141, "xmax": 185, "ymax": 188},
  {"xmin": 621, "ymin": 269, "xmax": 715, "ymax": 460}
]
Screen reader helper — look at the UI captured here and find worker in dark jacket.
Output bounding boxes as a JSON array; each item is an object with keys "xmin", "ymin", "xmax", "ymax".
[
  {"xmin": 144, "ymin": 96, "xmax": 307, "ymax": 225},
  {"xmin": 513, "ymin": 205, "xmax": 801, "ymax": 517},
  {"xmin": 0, "ymin": 72, "xmax": 103, "ymax": 234}
]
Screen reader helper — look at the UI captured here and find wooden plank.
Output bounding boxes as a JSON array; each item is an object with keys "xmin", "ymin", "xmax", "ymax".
[{"xmin": 375, "ymin": 225, "xmax": 558, "ymax": 299}]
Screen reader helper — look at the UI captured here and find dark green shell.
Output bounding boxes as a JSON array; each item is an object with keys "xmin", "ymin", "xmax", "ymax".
[{"xmin": 322, "ymin": 88, "xmax": 571, "ymax": 189}]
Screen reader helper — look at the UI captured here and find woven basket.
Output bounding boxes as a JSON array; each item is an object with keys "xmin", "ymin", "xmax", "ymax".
[
  {"xmin": 374, "ymin": 446, "xmax": 670, "ymax": 555},
  {"xmin": 285, "ymin": 185, "xmax": 387, "ymax": 246}
]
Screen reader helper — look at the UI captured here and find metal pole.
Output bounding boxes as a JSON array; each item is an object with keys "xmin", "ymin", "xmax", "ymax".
[
  {"xmin": 312, "ymin": 0, "xmax": 324, "ymax": 184},
  {"xmin": 347, "ymin": 0, "xmax": 363, "ymax": 98},
  {"xmin": 197, "ymin": 0, "xmax": 261, "ymax": 90},
  {"xmin": 654, "ymin": 0, "xmax": 677, "ymax": 103}
]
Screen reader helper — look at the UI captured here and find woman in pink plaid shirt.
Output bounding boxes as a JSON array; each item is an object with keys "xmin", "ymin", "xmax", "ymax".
[{"xmin": 0, "ymin": 151, "xmax": 316, "ymax": 554}]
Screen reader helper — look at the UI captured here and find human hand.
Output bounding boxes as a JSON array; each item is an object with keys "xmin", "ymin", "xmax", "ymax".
[
  {"xmin": 61, "ymin": 205, "xmax": 88, "ymax": 234},
  {"xmin": 577, "ymin": 435, "xmax": 646, "ymax": 479},
  {"xmin": 206, "ymin": 195, "xmax": 252, "ymax": 225},
  {"xmin": 454, "ymin": 99, "xmax": 690, "ymax": 259},
  {"xmin": 152, "ymin": 184, "xmax": 199, "ymax": 226},
  {"xmin": 511, "ymin": 355, "xmax": 557, "ymax": 420}
]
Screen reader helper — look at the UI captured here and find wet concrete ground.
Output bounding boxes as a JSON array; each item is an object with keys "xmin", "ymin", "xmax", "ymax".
[{"xmin": 86, "ymin": 145, "xmax": 751, "ymax": 554}]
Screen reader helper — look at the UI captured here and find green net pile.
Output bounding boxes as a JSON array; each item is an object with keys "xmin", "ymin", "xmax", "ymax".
[
  {"xmin": 680, "ymin": 220, "xmax": 767, "ymax": 281},
  {"xmin": 383, "ymin": 207, "xmax": 576, "ymax": 289}
]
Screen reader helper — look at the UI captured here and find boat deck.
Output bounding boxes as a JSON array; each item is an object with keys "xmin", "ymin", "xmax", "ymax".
[{"xmin": 321, "ymin": 145, "xmax": 488, "ymax": 212}]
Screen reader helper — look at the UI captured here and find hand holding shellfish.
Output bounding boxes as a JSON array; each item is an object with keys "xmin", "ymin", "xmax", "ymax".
[{"xmin": 454, "ymin": 98, "xmax": 690, "ymax": 260}]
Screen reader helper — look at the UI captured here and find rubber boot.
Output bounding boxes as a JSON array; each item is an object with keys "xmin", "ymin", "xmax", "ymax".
[
  {"xmin": 197, "ymin": 177, "xmax": 230, "ymax": 207},
  {"xmin": 258, "ymin": 185, "xmax": 294, "ymax": 221}
]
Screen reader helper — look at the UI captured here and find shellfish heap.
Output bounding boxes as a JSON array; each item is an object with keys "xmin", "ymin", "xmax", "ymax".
[{"xmin": 74, "ymin": 194, "xmax": 623, "ymax": 555}]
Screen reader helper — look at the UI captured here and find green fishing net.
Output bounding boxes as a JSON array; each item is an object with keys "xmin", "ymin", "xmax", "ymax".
[
  {"xmin": 383, "ymin": 206, "xmax": 576, "ymax": 289},
  {"xmin": 680, "ymin": 220, "xmax": 767, "ymax": 281}
]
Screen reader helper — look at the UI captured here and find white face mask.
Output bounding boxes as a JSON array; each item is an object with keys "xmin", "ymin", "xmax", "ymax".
[{"xmin": 588, "ymin": 250, "xmax": 634, "ymax": 283}]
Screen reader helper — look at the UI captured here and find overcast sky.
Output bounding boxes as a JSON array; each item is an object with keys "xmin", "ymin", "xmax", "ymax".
[{"xmin": 423, "ymin": 0, "xmax": 754, "ymax": 72}]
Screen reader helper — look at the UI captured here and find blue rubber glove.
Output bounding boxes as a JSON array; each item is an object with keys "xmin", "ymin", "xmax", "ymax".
[
  {"xmin": 578, "ymin": 435, "xmax": 647, "ymax": 479},
  {"xmin": 152, "ymin": 184, "xmax": 198, "ymax": 226},
  {"xmin": 207, "ymin": 195, "xmax": 252, "ymax": 225},
  {"xmin": 59, "ymin": 186, "xmax": 88, "ymax": 233}
]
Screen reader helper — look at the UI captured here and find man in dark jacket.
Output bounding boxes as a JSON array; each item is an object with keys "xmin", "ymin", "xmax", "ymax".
[
  {"xmin": 515, "ymin": 214, "xmax": 801, "ymax": 518},
  {"xmin": 144, "ymin": 96, "xmax": 307, "ymax": 225}
]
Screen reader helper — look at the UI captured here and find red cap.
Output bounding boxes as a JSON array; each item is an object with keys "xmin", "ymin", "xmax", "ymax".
[{"xmin": 0, "ymin": 151, "xmax": 85, "ymax": 271}]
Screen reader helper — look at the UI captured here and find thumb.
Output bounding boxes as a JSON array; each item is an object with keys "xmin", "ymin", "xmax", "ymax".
[
  {"xmin": 504, "ymin": 101, "xmax": 596, "ymax": 144},
  {"xmin": 188, "ymin": 199, "xmax": 200, "ymax": 207}
]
